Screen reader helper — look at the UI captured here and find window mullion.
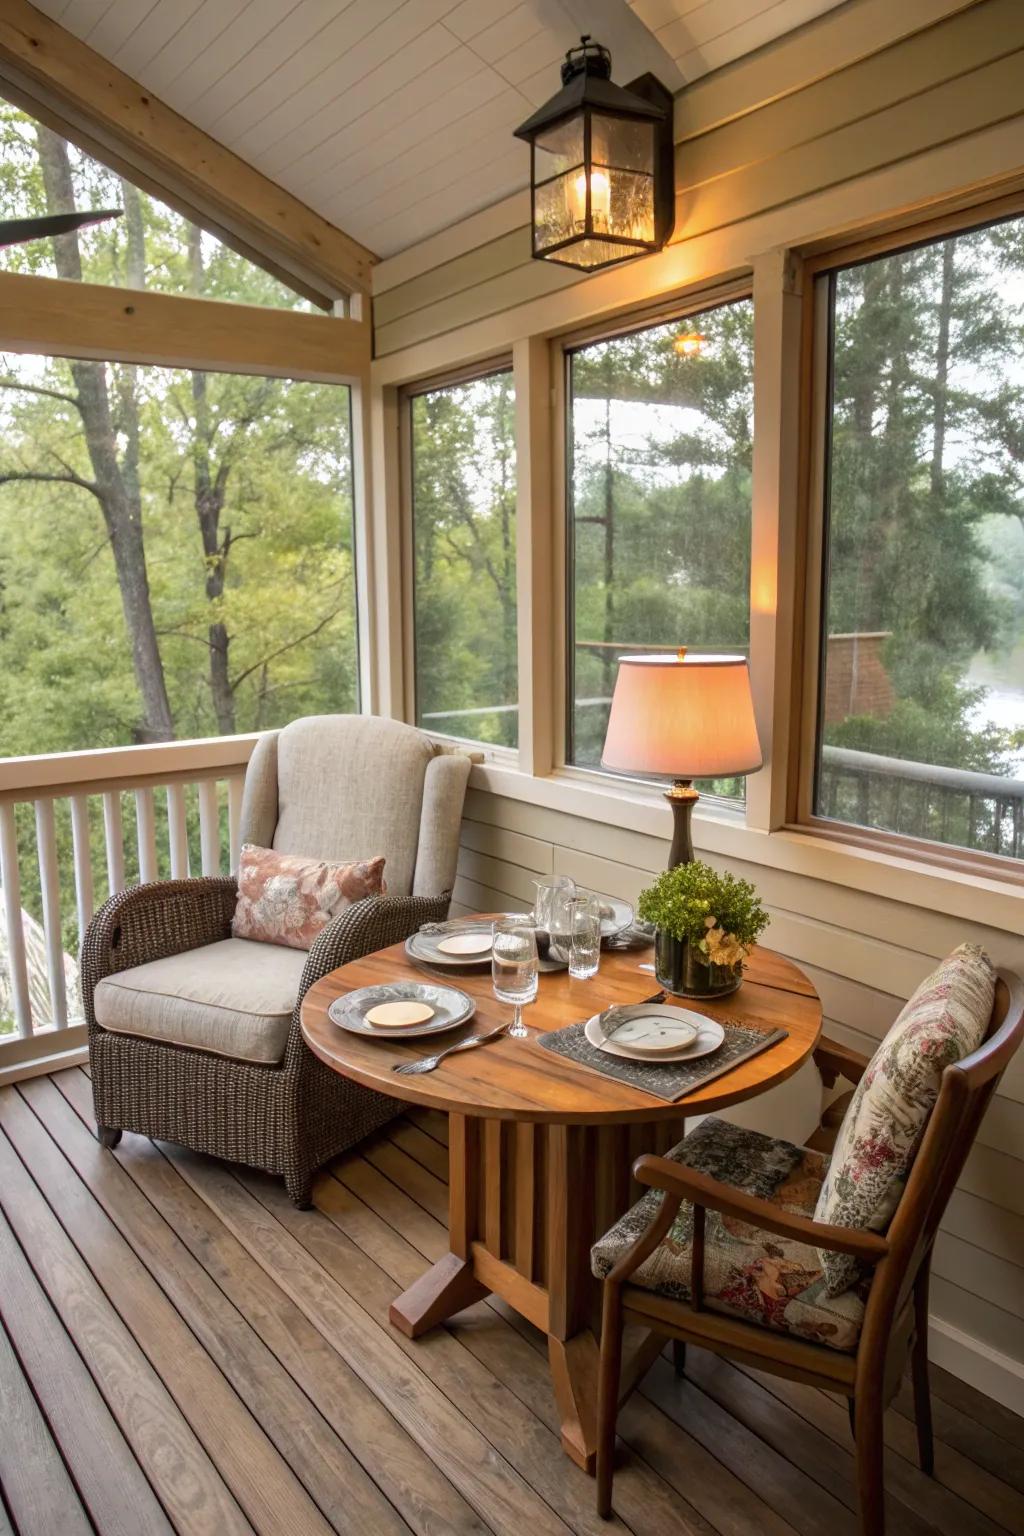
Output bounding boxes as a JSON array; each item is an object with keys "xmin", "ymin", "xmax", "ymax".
[
  {"xmin": 513, "ymin": 335, "xmax": 557, "ymax": 776},
  {"xmin": 746, "ymin": 248, "xmax": 805, "ymax": 834},
  {"xmin": 368, "ymin": 380, "xmax": 407, "ymax": 720}
]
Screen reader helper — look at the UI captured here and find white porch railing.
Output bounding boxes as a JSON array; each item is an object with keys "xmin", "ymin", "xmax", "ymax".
[{"xmin": 0, "ymin": 735, "xmax": 258, "ymax": 1060}]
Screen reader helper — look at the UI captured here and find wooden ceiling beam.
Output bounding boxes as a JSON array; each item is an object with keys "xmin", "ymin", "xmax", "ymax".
[
  {"xmin": 0, "ymin": 0, "xmax": 377, "ymax": 300},
  {"xmin": 0, "ymin": 268, "xmax": 370, "ymax": 381}
]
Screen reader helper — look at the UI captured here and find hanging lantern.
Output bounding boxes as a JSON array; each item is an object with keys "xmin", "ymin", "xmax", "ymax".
[{"xmin": 514, "ymin": 36, "xmax": 674, "ymax": 272}]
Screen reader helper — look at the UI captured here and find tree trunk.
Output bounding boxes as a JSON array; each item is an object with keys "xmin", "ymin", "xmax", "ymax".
[
  {"xmin": 35, "ymin": 126, "xmax": 174, "ymax": 742},
  {"xmin": 496, "ymin": 379, "xmax": 516, "ymax": 741},
  {"xmin": 931, "ymin": 241, "xmax": 955, "ymax": 500},
  {"xmin": 188, "ymin": 225, "xmax": 236, "ymax": 735},
  {"xmin": 601, "ymin": 380, "xmax": 617, "ymax": 694}
]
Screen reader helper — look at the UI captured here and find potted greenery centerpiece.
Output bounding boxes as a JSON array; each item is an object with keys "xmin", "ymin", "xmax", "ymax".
[{"xmin": 637, "ymin": 860, "xmax": 769, "ymax": 998}]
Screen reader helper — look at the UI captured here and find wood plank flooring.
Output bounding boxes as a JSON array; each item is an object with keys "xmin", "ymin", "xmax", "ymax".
[{"xmin": 0, "ymin": 1068, "xmax": 1022, "ymax": 1536}]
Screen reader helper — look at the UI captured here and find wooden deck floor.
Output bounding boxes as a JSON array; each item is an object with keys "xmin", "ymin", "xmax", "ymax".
[{"xmin": 1, "ymin": 1069, "xmax": 1022, "ymax": 1536}]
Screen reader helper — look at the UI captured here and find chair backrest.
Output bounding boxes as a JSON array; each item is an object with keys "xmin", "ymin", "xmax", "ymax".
[
  {"xmin": 237, "ymin": 714, "xmax": 472, "ymax": 898},
  {"xmin": 869, "ymin": 968, "xmax": 1024, "ymax": 1334}
]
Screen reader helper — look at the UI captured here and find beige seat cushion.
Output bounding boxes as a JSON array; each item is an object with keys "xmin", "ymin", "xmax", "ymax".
[{"xmin": 93, "ymin": 938, "xmax": 308, "ymax": 1066}]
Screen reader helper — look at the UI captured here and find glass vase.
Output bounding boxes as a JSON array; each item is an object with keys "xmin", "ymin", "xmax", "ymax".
[{"xmin": 654, "ymin": 930, "xmax": 742, "ymax": 999}]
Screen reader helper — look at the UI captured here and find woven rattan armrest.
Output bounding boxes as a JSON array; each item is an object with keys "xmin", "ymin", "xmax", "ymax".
[
  {"xmin": 81, "ymin": 876, "xmax": 237, "ymax": 1005},
  {"xmin": 283, "ymin": 891, "xmax": 451, "ymax": 1066}
]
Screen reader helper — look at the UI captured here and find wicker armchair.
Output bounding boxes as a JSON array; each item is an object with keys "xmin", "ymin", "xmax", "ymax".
[{"xmin": 83, "ymin": 715, "xmax": 472, "ymax": 1205}]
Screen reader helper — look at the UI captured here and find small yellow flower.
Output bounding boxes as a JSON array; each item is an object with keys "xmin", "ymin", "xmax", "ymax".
[{"xmin": 702, "ymin": 924, "xmax": 750, "ymax": 970}]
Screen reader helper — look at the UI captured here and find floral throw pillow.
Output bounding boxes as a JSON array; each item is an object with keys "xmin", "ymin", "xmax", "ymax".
[
  {"xmin": 814, "ymin": 942, "xmax": 994, "ymax": 1295},
  {"xmin": 232, "ymin": 844, "xmax": 386, "ymax": 951}
]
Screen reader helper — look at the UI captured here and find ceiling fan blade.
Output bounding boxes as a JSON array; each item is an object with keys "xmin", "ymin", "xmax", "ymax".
[{"xmin": 0, "ymin": 208, "xmax": 123, "ymax": 249}]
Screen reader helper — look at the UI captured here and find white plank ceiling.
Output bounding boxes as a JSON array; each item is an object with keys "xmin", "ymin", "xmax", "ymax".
[{"xmin": 33, "ymin": 0, "xmax": 850, "ymax": 257}]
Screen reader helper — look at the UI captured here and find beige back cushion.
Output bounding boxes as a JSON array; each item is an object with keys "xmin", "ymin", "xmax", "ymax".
[{"xmin": 239, "ymin": 714, "xmax": 459, "ymax": 899}]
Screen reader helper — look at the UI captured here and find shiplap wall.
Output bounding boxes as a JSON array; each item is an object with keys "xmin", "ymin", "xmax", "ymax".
[
  {"xmin": 450, "ymin": 789, "xmax": 1024, "ymax": 1388},
  {"xmin": 374, "ymin": 0, "xmax": 1018, "ymax": 354},
  {"xmin": 375, "ymin": 0, "xmax": 1024, "ymax": 1409}
]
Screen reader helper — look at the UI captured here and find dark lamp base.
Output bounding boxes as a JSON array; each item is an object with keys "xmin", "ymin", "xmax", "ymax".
[{"xmin": 665, "ymin": 781, "xmax": 699, "ymax": 868}]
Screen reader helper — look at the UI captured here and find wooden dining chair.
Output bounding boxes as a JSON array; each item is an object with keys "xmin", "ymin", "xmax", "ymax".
[{"xmin": 594, "ymin": 965, "xmax": 1023, "ymax": 1536}]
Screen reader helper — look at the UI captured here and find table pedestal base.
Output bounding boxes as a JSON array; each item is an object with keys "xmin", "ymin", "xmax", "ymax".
[{"xmin": 388, "ymin": 1111, "xmax": 686, "ymax": 1471}]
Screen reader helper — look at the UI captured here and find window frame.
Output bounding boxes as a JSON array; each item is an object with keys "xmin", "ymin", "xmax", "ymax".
[
  {"xmin": 792, "ymin": 192, "xmax": 1024, "ymax": 885},
  {"xmin": 399, "ymin": 354, "xmax": 518, "ymax": 756},
  {"xmin": 557, "ymin": 280, "xmax": 756, "ymax": 803}
]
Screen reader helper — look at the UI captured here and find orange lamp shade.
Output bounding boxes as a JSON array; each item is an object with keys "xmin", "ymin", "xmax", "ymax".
[{"xmin": 601, "ymin": 653, "xmax": 762, "ymax": 780}]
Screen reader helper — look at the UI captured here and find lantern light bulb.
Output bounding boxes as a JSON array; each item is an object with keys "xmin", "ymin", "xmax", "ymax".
[
  {"xmin": 673, "ymin": 332, "xmax": 707, "ymax": 358},
  {"xmin": 573, "ymin": 167, "xmax": 611, "ymax": 231}
]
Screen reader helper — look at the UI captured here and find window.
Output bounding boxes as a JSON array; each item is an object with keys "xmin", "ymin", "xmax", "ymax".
[
  {"xmin": 566, "ymin": 299, "xmax": 754, "ymax": 798},
  {"xmin": 0, "ymin": 98, "xmax": 313, "ymax": 309},
  {"xmin": 814, "ymin": 218, "xmax": 1024, "ymax": 862},
  {"xmin": 0, "ymin": 354, "xmax": 358, "ymax": 754},
  {"xmin": 409, "ymin": 369, "xmax": 518, "ymax": 748}
]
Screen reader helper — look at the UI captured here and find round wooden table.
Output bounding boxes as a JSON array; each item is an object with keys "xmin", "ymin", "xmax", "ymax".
[{"xmin": 302, "ymin": 934, "xmax": 821, "ymax": 1471}]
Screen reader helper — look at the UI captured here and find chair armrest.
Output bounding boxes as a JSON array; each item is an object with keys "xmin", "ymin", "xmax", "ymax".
[
  {"xmin": 631, "ymin": 1153, "xmax": 888, "ymax": 1265},
  {"xmin": 814, "ymin": 1034, "xmax": 870, "ymax": 1088},
  {"xmin": 286, "ymin": 892, "xmax": 451, "ymax": 1069},
  {"xmin": 296, "ymin": 891, "xmax": 451, "ymax": 1004},
  {"xmin": 81, "ymin": 876, "xmax": 237, "ymax": 1012}
]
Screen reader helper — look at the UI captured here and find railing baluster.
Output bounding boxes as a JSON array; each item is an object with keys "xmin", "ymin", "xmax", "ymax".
[
  {"xmin": 166, "ymin": 783, "xmax": 190, "ymax": 880},
  {"xmin": 0, "ymin": 801, "xmax": 33, "ymax": 1038},
  {"xmin": 34, "ymin": 799, "xmax": 68, "ymax": 1029},
  {"xmin": 70, "ymin": 794, "xmax": 95, "ymax": 946},
  {"xmin": 197, "ymin": 779, "xmax": 220, "ymax": 876},
  {"xmin": 103, "ymin": 790, "xmax": 125, "ymax": 896},
  {"xmin": 135, "ymin": 787, "xmax": 158, "ymax": 884},
  {"xmin": 227, "ymin": 775, "xmax": 244, "ymax": 872}
]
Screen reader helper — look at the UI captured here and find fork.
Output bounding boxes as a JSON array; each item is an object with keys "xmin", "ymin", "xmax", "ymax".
[{"xmin": 392, "ymin": 1022, "xmax": 511, "ymax": 1075}]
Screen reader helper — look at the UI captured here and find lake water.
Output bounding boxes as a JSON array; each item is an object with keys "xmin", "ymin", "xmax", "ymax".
[{"xmin": 968, "ymin": 641, "xmax": 1024, "ymax": 776}]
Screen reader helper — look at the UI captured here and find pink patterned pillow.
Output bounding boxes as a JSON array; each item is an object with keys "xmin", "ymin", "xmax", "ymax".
[
  {"xmin": 232, "ymin": 844, "xmax": 386, "ymax": 951},
  {"xmin": 814, "ymin": 942, "xmax": 993, "ymax": 1295}
]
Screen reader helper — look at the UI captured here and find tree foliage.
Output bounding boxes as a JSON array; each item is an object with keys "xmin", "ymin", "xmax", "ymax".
[
  {"xmin": 824, "ymin": 224, "xmax": 1024, "ymax": 774},
  {"xmin": 411, "ymin": 373, "xmax": 518, "ymax": 748},
  {"xmin": 0, "ymin": 102, "xmax": 357, "ymax": 758},
  {"xmin": 569, "ymin": 302, "xmax": 754, "ymax": 789},
  {"xmin": 0, "ymin": 103, "xmax": 357, "ymax": 1013}
]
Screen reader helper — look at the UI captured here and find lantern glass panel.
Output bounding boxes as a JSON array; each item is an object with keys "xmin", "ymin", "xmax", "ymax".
[
  {"xmin": 534, "ymin": 166, "xmax": 588, "ymax": 251},
  {"xmin": 534, "ymin": 113, "xmax": 585, "ymax": 182},
  {"xmin": 608, "ymin": 168, "xmax": 655, "ymax": 243},
  {"xmin": 552, "ymin": 236, "xmax": 643, "ymax": 269},
  {"xmin": 591, "ymin": 114, "xmax": 654, "ymax": 174}
]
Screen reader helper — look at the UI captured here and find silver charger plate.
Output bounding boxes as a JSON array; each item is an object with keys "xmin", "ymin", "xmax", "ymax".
[
  {"xmin": 329, "ymin": 981, "xmax": 475, "ymax": 1039},
  {"xmin": 596, "ymin": 895, "xmax": 634, "ymax": 938},
  {"xmin": 406, "ymin": 919, "xmax": 495, "ymax": 969},
  {"xmin": 584, "ymin": 1006, "xmax": 725, "ymax": 1062}
]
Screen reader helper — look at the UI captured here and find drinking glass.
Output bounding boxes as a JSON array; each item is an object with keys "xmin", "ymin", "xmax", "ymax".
[
  {"xmin": 567, "ymin": 892, "xmax": 602, "ymax": 980},
  {"xmin": 491, "ymin": 914, "xmax": 539, "ymax": 1038}
]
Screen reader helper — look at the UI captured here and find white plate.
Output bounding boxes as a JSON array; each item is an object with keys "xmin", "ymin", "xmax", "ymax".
[
  {"xmin": 585, "ymin": 1007, "xmax": 725, "ymax": 1063},
  {"xmin": 329, "ymin": 981, "xmax": 475, "ymax": 1039},
  {"xmin": 437, "ymin": 932, "xmax": 492, "ymax": 957}
]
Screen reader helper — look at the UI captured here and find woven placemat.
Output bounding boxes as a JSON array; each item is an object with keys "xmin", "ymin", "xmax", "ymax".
[{"xmin": 536, "ymin": 1016, "xmax": 788, "ymax": 1103}]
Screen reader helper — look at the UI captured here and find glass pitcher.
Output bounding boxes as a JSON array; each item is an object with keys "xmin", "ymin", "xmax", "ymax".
[{"xmin": 532, "ymin": 874, "xmax": 576, "ymax": 933}]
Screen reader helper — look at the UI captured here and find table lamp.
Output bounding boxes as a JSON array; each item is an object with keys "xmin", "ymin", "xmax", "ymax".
[{"xmin": 601, "ymin": 649, "xmax": 762, "ymax": 867}]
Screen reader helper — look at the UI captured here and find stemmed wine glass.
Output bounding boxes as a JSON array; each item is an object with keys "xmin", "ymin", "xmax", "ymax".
[{"xmin": 491, "ymin": 914, "xmax": 539, "ymax": 1038}]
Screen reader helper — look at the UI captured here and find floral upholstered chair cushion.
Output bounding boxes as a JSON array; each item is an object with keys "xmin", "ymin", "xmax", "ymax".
[
  {"xmin": 591, "ymin": 1117, "xmax": 869, "ymax": 1352},
  {"xmin": 232, "ymin": 844, "xmax": 386, "ymax": 951},
  {"xmin": 814, "ymin": 942, "xmax": 994, "ymax": 1295}
]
